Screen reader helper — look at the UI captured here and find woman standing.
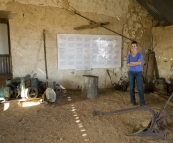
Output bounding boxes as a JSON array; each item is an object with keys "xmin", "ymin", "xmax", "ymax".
[{"xmin": 126, "ymin": 41, "xmax": 145, "ymax": 106}]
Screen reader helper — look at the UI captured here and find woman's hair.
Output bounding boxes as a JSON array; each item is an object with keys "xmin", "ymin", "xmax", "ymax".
[{"xmin": 131, "ymin": 41, "xmax": 138, "ymax": 45}]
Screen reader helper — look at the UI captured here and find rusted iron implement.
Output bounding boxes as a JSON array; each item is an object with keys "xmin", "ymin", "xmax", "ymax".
[{"xmin": 93, "ymin": 93, "xmax": 173, "ymax": 137}]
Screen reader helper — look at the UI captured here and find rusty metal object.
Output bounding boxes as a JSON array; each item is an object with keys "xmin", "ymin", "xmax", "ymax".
[
  {"xmin": 74, "ymin": 22, "xmax": 109, "ymax": 30},
  {"xmin": 53, "ymin": 81, "xmax": 62, "ymax": 106},
  {"xmin": 64, "ymin": 5, "xmax": 136, "ymax": 42},
  {"xmin": 25, "ymin": 78, "xmax": 31, "ymax": 88},
  {"xmin": 25, "ymin": 87, "xmax": 38, "ymax": 99},
  {"xmin": 82, "ymin": 75, "xmax": 98, "ymax": 98},
  {"xmin": 42, "ymin": 82, "xmax": 62, "ymax": 106},
  {"xmin": 93, "ymin": 93, "xmax": 173, "ymax": 137}
]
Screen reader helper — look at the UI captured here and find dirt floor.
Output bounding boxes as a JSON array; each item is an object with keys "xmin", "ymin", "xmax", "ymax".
[{"xmin": 0, "ymin": 89, "xmax": 173, "ymax": 143}]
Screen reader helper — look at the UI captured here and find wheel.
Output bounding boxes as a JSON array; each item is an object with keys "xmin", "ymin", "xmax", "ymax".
[{"xmin": 26, "ymin": 87, "xmax": 38, "ymax": 99}]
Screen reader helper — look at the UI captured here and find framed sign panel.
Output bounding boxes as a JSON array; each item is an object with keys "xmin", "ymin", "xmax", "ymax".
[{"xmin": 57, "ymin": 34, "xmax": 122, "ymax": 70}]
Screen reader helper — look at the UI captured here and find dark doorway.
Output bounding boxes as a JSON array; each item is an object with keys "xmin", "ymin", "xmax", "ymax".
[{"xmin": 0, "ymin": 19, "xmax": 12, "ymax": 86}]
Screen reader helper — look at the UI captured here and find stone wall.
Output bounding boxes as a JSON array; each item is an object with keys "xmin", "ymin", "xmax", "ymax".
[
  {"xmin": 0, "ymin": 0, "xmax": 154, "ymax": 89},
  {"xmin": 152, "ymin": 26, "xmax": 173, "ymax": 80}
]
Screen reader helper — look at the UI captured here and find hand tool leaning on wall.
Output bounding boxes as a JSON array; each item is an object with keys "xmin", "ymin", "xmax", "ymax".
[
  {"xmin": 93, "ymin": 92, "xmax": 173, "ymax": 137},
  {"xmin": 42, "ymin": 30, "xmax": 59, "ymax": 107},
  {"xmin": 106, "ymin": 69, "xmax": 114, "ymax": 90}
]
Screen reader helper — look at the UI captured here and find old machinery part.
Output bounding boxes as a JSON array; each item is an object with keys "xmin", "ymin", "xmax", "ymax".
[
  {"xmin": 26, "ymin": 87, "xmax": 38, "ymax": 99},
  {"xmin": 93, "ymin": 92, "xmax": 173, "ymax": 137}
]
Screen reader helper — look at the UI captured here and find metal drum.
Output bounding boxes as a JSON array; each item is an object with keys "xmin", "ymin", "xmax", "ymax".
[{"xmin": 82, "ymin": 75, "xmax": 98, "ymax": 98}]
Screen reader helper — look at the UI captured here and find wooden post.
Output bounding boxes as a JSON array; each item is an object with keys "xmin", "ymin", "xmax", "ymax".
[{"xmin": 43, "ymin": 29, "xmax": 48, "ymax": 88}]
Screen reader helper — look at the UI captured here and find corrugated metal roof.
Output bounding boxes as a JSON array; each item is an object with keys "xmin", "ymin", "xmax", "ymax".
[{"xmin": 136, "ymin": 0, "xmax": 173, "ymax": 26}]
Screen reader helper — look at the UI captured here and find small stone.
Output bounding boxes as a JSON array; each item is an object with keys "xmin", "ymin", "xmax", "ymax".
[
  {"xmin": 59, "ymin": 137, "xmax": 63, "ymax": 141},
  {"xmin": 142, "ymin": 120, "xmax": 150, "ymax": 127}
]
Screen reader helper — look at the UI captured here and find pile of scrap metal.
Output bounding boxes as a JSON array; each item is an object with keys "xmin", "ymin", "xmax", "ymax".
[
  {"xmin": 0, "ymin": 77, "xmax": 20, "ymax": 101},
  {"xmin": 113, "ymin": 78, "xmax": 129, "ymax": 92},
  {"xmin": 0, "ymin": 74, "xmax": 46, "ymax": 102},
  {"xmin": 106, "ymin": 69, "xmax": 129, "ymax": 92}
]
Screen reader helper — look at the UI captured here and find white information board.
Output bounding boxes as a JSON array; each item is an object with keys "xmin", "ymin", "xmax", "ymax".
[{"xmin": 57, "ymin": 34, "xmax": 122, "ymax": 70}]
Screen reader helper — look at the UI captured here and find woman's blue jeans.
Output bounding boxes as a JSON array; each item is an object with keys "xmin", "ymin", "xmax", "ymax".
[{"xmin": 128, "ymin": 71, "xmax": 145, "ymax": 105}]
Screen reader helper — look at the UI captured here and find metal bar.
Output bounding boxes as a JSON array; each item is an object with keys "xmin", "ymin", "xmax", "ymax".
[
  {"xmin": 0, "ymin": 54, "xmax": 10, "ymax": 56},
  {"xmin": 6, "ymin": 56, "xmax": 9, "ymax": 74},
  {"xmin": 4, "ymin": 56, "xmax": 7, "ymax": 74},
  {"xmin": 157, "ymin": 110, "xmax": 173, "ymax": 124},
  {"xmin": 93, "ymin": 92, "xmax": 173, "ymax": 137},
  {"xmin": 75, "ymin": 12, "xmax": 136, "ymax": 42},
  {"xmin": 1, "ymin": 57, "xmax": 3, "ymax": 73},
  {"xmin": 93, "ymin": 106, "xmax": 156, "ymax": 132},
  {"xmin": 127, "ymin": 130, "xmax": 164, "ymax": 137},
  {"xmin": 155, "ymin": 92, "xmax": 173, "ymax": 124},
  {"xmin": 158, "ymin": 92, "xmax": 173, "ymax": 116},
  {"xmin": 0, "ymin": 56, "xmax": 11, "ymax": 74}
]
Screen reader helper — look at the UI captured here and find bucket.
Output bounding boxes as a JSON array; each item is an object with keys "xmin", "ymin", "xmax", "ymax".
[{"xmin": 82, "ymin": 75, "xmax": 98, "ymax": 98}]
